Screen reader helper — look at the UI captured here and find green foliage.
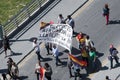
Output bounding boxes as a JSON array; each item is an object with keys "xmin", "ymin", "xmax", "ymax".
[{"xmin": 0, "ymin": 0, "xmax": 31, "ymax": 25}]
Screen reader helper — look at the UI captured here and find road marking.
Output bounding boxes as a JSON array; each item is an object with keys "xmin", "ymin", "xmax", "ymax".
[{"xmin": 72, "ymin": 0, "xmax": 94, "ymax": 18}]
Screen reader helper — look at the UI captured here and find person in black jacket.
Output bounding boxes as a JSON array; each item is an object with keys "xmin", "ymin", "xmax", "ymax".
[
  {"xmin": 109, "ymin": 44, "xmax": 119, "ymax": 69},
  {"xmin": 44, "ymin": 63, "xmax": 52, "ymax": 80},
  {"xmin": 3, "ymin": 35, "xmax": 13, "ymax": 58}
]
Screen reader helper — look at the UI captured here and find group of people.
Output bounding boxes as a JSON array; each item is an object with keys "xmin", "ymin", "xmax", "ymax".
[
  {"xmin": 0, "ymin": 4, "xmax": 119, "ymax": 80},
  {"xmin": 0, "ymin": 58, "xmax": 19, "ymax": 80},
  {"xmin": 35, "ymin": 60, "xmax": 52, "ymax": 80}
]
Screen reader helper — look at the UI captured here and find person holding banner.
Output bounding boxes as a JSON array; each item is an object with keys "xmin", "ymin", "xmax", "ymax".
[
  {"xmin": 66, "ymin": 15, "xmax": 75, "ymax": 34},
  {"xmin": 57, "ymin": 14, "xmax": 65, "ymax": 24},
  {"xmin": 52, "ymin": 45, "xmax": 63, "ymax": 66}
]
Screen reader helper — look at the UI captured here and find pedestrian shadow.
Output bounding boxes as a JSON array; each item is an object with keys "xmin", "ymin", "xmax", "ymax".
[
  {"xmin": 61, "ymin": 61, "xmax": 67, "ymax": 67},
  {"xmin": 88, "ymin": 58, "xmax": 102, "ymax": 74},
  {"xmin": 19, "ymin": 76, "xmax": 28, "ymax": 80},
  {"xmin": 58, "ymin": 52, "xmax": 64, "ymax": 56},
  {"xmin": 100, "ymin": 66, "xmax": 109, "ymax": 70},
  {"xmin": 81, "ymin": 74, "xmax": 91, "ymax": 80},
  {"xmin": 96, "ymin": 51, "xmax": 104, "ymax": 58},
  {"xmin": 10, "ymin": 37, "xmax": 38, "ymax": 42},
  {"xmin": 9, "ymin": 52, "xmax": 22, "ymax": 57},
  {"xmin": 71, "ymin": 47, "xmax": 80, "ymax": 55},
  {"xmin": 113, "ymin": 63, "xmax": 120, "ymax": 69},
  {"xmin": 42, "ymin": 57, "xmax": 53, "ymax": 62},
  {"xmin": 109, "ymin": 20, "xmax": 120, "ymax": 24},
  {"xmin": 0, "ymin": 69, "xmax": 7, "ymax": 73}
]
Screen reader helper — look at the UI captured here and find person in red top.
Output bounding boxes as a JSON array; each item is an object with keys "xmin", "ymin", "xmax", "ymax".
[{"xmin": 103, "ymin": 4, "xmax": 110, "ymax": 25}]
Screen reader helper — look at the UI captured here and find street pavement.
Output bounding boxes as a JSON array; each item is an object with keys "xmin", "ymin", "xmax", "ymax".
[{"xmin": 1, "ymin": 0, "xmax": 120, "ymax": 80}]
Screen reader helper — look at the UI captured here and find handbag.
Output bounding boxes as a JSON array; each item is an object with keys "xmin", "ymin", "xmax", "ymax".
[{"xmin": 108, "ymin": 55, "xmax": 112, "ymax": 60}]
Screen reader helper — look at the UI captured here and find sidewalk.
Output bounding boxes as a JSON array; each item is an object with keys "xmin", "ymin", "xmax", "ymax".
[
  {"xmin": 0, "ymin": 0, "xmax": 88, "ymax": 73},
  {"xmin": 90, "ymin": 52, "xmax": 120, "ymax": 80}
]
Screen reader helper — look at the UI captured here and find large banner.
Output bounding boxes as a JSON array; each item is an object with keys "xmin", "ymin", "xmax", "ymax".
[{"xmin": 39, "ymin": 24, "xmax": 73, "ymax": 51}]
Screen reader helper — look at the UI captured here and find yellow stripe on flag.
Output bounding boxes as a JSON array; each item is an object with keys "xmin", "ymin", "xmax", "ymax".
[{"xmin": 68, "ymin": 53, "xmax": 87, "ymax": 67}]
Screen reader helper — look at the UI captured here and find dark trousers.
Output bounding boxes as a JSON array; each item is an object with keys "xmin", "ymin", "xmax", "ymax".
[
  {"xmin": 45, "ymin": 45, "xmax": 50, "ymax": 55},
  {"xmin": 36, "ymin": 73, "xmax": 40, "ymax": 80},
  {"xmin": 45, "ymin": 76, "xmax": 51, "ymax": 80},
  {"xmin": 56, "ymin": 56, "xmax": 62, "ymax": 65},
  {"xmin": 110, "ymin": 56, "xmax": 119, "ymax": 68},
  {"xmin": 105, "ymin": 14, "xmax": 109, "ymax": 24},
  {"xmin": 36, "ymin": 51, "xmax": 43, "ymax": 60},
  {"xmin": 74, "ymin": 70, "xmax": 81, "ymax": 80},
  {"xmin": 68, "ymin": 67, "xmax": 73, "ymax": 77}
]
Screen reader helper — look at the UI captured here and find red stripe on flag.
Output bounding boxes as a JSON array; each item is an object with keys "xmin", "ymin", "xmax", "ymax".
[{"xmin": 68, "ymin": 53, "xmax": 87, "ymax": 67}]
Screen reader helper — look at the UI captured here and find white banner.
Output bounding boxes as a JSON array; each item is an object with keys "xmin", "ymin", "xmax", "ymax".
[{"xmin": 39, "ymin": 24, "xmax": 73, "ymax": 51}]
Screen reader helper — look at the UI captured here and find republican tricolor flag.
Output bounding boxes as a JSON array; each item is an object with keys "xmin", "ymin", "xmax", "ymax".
[{"xmin": 68, "ymin": 53, "xmax": 87, "ymax": 67}]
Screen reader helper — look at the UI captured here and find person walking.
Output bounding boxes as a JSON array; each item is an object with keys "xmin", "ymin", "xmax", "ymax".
[
  {"xmin": 45, "ymin": 42, "xmax": 52, "ymax": 55},
  {"xmin": 67, "ymin": 60, "xmax": 74, "ymax": 78},
  {"xmin": 3, "ymin": 35, "xmax": 13, "ymax": 58},
  {"xmin": 109, "ymin": 44, "xmax": 119, "ymax": 69},
  {"xmin": 7, "ymin": 58, "xmax": 14, "ymax": 78},
  {"xmin": 33, "ymin": 39, "xmax": 44, "ymax": 61},
  {"xmin": 103, "ymin": 4, "xmax": 110, "ymax": 25},
  {"xmin": 52, "ymin": 45, "xmax": 63, "ymax": 66},
  {"xmin": 72, "ymin": 63, "xmax": 82, "ymax": 80},
  {"xmin": 35, "ymin": 60, "xmax": 41, "ymax": 80},
  {"xmin": 66, "ymin": 15, "xmax": 75, "ymax": 34},
  {"xmin": 44, "ymin": 63, "xmax": 52, "ymax": 80},
  {"xmin": 89, "ymin": 48, "xmax": 96, "ymax": 72},
  {"xmin": 57, "ymin": 14, "xmax": 65, "ymax": 24},
  {"xmin": 11, "ymin": 62, "xmax": 19, "ymax": 79}
]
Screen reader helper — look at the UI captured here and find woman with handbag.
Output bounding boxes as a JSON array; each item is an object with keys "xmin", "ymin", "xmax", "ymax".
[
  {"xmin": 109, "ymin": 44, "xmax": 119, "ymax": 69},
  {"xmin": 35, "ymin": 60, "xmax": 42, "ymax": 80}
]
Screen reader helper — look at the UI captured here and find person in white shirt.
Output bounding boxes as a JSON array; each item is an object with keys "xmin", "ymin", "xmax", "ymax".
[
  {"xmin": 33, "ymin": 39, "xmax": 43, "ymax": 61},
  {"xmin": 57, "ymin": 14, "xmax": 65, "ymax": 24},
  {"xmin": 52, "ymin": 45, "xmax": 63, "ymax": 66},
  {"xmin": 35, "ymin": 60, "xmax": 42, "ymax": 80},
  {"xmin": 66, "ymin": 15, "xmax": 75, "ymax": 34}
]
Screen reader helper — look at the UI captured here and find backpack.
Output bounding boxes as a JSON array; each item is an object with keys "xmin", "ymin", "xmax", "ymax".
[{"xmin": 112, "ymin": 49, "xmax": 118, "ymax": 56}]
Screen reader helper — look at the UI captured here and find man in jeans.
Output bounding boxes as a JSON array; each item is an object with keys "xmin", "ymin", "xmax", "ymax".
[
  {"xmin": 52, "ymin": 45, "xmax": 63, "ymax": 66},
  {"xmin": 109, "ymin": 44, "xmax": 119, "ymax": 69},
  {"xmin": 33, "ymin": 39, "xmax": 44, "ymax": 61}
]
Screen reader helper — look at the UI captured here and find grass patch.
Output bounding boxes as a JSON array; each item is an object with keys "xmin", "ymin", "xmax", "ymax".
[{"xmin": 0, "ymin": 0, "xmax": 32, "ymax": 25}]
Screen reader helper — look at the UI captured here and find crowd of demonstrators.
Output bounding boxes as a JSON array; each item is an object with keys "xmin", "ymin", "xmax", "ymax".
[
  {"xmin": 75, "ymin": 32, "xmax": 97, "ymax": 71},
  {"xmin": 3, "ymin": 35, "xmax": 14, "ymax": 58},
  {"xmin": 33, "ymin": 39, "xmax": 44, "ymax": 61},
  {"xmin": 35, "ymin": 60, "xmax": 52, "ymax": 80},
  {"xmin": 108, "ymin": 44, "xmax": 119, "ymax": 69}
]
